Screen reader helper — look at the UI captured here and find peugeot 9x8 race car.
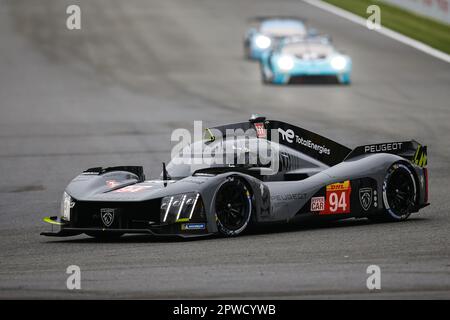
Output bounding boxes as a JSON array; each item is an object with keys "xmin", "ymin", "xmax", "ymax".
[
  {"xmin": 244, "ymin": 16, "xmax": 310, "ymax": 60},
  {"xmin": 42, "ymin": 115, "xmax": 429, "ymax": 239},
  {"xmin": 260, "ymin": 37, "xmax": 352, "ymax": 84}
]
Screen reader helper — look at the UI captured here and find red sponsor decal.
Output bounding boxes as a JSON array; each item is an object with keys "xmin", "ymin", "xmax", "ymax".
[
  {"xmin": 320, "ymin": 181, "xmax": 351, "ymax": 215},
  {"xmin": 254, "ymin": 122, "xmax": 267, "ymax": 138},
  {"xmin": 106, "ymin": 180, "xmax": 120, "ymax": 188}
]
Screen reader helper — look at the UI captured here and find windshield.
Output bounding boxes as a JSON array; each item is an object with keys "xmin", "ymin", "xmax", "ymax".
[
  {"xmin": 260, "ymin": 20, "xmax": 306, "ymax": 37},
  {"xmin": 281, "ymin": 42, "xmax": 334, "ymax": 58},
  {"xmin": 166, "ymin": 138, "xmax": 275, "ymax": 179}
]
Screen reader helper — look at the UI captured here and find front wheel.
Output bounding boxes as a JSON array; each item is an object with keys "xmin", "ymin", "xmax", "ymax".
[
  {"xmin": 260, "ymin": 64, "xmax": 270, "ymax": 84},
  {"xmin": 244, "ymin": 43, "xmax": 251, "ymax": 59},
  {"xmin": 214, "ymin": 177, "xmax": 252, "ymax": 237}
]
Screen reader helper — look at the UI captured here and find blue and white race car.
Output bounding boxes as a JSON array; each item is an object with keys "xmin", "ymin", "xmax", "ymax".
[
  {"xmin": 244, "ymin": 17, "xmax": 308, "ymax": 60},
  {"xmin": 260, "ymin": 37, "xmax": 352, "ymax": 85}
]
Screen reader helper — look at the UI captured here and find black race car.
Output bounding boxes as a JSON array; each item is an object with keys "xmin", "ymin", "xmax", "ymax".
[{"xmin": 42, "ymin": 115, "xmax": 429, "ymax": 239}]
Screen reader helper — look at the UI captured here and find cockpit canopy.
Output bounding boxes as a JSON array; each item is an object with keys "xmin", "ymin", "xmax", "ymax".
[
  {"xmin": 281, "ymin": 41, "xmax": 335, "ymax": 59},
  {"xmin": 166, "ymin": 137, "xmax": 326, "ymax": 180},
  {"xmin": 166, "ymin": 138, "xmax": 274, "ymax": 179}
]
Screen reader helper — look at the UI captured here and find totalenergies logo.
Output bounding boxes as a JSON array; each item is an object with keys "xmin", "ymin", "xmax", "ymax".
[{"xmin": 326, "ymin": 180, "xmax": 350, "ymax": 191}]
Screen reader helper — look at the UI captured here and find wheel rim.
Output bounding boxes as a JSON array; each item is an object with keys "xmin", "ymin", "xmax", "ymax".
[
  {"xmin": 215, "ymin": 178, "xmax": 251, "ymax": 233},
  {"xmin": 383, "ymin": 163, "xmax": 416, "ymax": 220}
]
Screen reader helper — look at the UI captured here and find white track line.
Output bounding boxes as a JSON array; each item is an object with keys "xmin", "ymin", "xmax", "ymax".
[{"xmin": 303, "ymin": 0, "xmax": 450, "ymax": 64}]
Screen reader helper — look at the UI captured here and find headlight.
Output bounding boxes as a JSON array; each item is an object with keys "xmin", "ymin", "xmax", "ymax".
[
  {"xmin": 254, "ymin": 35, "xmax": 271, "ymax": 49},
  {"xmin": 160, "ymin": 192, "xmax": 202, "ymax": 223},
  {"xmin": 277, "ymin": 56, "xmax": 295, "ymax": 71},
  {"xmin": 61, "ymin": 192, "xmax": 74, "ymax": 221},
  {"xmin": 330, "ymin": 56, "xmax": 347, "ymax": 70}
]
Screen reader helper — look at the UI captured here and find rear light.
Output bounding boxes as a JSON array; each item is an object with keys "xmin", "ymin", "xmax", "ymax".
[{"xmin": 423, "ymin": 168, "xmax": 429, "ymax": 203}]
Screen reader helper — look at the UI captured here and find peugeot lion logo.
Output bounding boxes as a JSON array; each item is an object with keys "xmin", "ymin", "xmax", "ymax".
[
  {"xmin": 100, "ymin": 208, "xmax": 115, "ymax": 227},
  {"xmin": 359, "ymin": 188, "xmax": 373, "ymax": 211}
]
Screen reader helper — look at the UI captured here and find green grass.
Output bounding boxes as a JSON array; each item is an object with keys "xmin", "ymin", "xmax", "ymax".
[{"xmin": 323, "ymin": 0, "xmax": 450, "ymax": 54}]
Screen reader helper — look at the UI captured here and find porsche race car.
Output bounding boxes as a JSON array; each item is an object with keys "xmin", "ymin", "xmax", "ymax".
[
  {"xmin": 42, "ymin": 115, "xmax": 429, "ymax": 239},
  {"xmin": 260, "ymin": 37, "xmax": 352, "ymax": 84},
  {"xmin": 244, "ymin": 16, "xmax": 310, "ymax": 60}
]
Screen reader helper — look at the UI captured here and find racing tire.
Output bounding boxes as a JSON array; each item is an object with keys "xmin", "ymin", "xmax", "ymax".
[
  {"xmin": 370, "ymin": 162, "xmax": 417, "ymax": 222},
  {"xmin": 260, "ymin": 64, "xmax": 270, "ymax": 84},
  {"xmin": 85, "ymin": 231, "xmax": 124, "ymax": 240},
  {"xmin": 338, "ymin": 73, "xmax": 351, "ymax": 85},
  {"xmin": 244, "ymin": 44, "xmax": 251, "ymax": 60},
  {"xmin": 214, "ymin": 176, "xmax": 252, "ymax": 237}
]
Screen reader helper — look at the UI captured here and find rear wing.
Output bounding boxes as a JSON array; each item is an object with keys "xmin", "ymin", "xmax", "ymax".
[
  {"xmin": 206, "ymin": 116, "xmax": 427, "ymax": 168},
  {"xmin": 345, "ymin": 140, "xmax": 427, "ymax": 167},
  {"xmin": 267, "ymin": 120, "xmax": 351, "ymax": 166},
  {"xmin": 206, "ymin": 117, "xmax": 351, "ymax": 167}
]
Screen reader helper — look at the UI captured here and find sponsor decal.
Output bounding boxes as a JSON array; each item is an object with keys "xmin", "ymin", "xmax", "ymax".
[
  {"xmin": 413, "ymin": 145, "xmax": 427, "ymax": 168},
  {"xmin": 100, "ymin": 208, "xmax": 115, "ymax": 227},
  {"xmin": 278, "ymin": 128, "xmax": 331, "ymax": 155},
  {"xmin": 106, "ymin": 180, "xmax": 120, "ymax": 188},
  {"xmin": 359, "ymin": 188, "xmax": 373, "ymax": 211},
  {"xmin": 278, "ymin": 128, "xmax": 295, "ymax": 143},
  {"xmin": 311, "ymin": 197, "xmax": 325, "ymax": 211},
  {"xmin": 320, "ymin": 181, "xmax": 351, "ymax": 215},
  {"xmin": 113, "ymin": 185, "xmax": 152, "ymax": 193},
  {"xmin": 181, "ymin": 223, "xmax": 206, "ymax": 230},
  {"xmin": 326, "ymin": 180, "xmax": 350, "ymax": 191},
  {"xmin": 271, "ymin": 193, "xmax": 307, "ymax": 201},
  {"xmin": 254, "ymin": 122, "xmax": 267, "ymax": 138},
  {"xmin": 364, "ymin": 142, "xmax": 403, "ymax": 153}
]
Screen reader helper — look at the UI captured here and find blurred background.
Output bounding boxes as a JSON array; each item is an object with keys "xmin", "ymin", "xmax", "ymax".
[{"xmin": 0, "ymin": 0, "xmax": 449, "ymax": 298}]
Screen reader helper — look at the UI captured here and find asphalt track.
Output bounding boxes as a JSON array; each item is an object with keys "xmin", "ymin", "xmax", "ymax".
[{"xmin": 0, "ymin": 0, "xmax": 449, "ymax": 299}]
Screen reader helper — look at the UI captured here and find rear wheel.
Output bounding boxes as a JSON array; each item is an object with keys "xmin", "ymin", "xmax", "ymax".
[
  {"xmin": 338, "ymin": 73, "xmax": 351, "ymax": 85},
  {"xmin": 370, "ymin": 163, "xmax": 417, "ymax": 222},
  {"xmin": 215, "ymin": 177, "xmax": 252, "ymax": 236}
]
